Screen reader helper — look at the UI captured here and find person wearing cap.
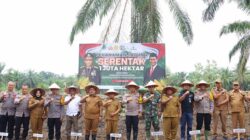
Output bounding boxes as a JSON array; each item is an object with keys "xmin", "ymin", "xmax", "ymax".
[
  {"xmin": 179, "ymin": 80, "xmax": 194, "ymax": 140},
  {"xmin": 194, "ymin": 80, "xmax": 214, "ymax": 140},
  {"xmin": 122, "ymin": 81, "xmax": 142, "ymax": 140},
  {"xmin": 142, "ymin": 81, "xmax": 161, "ymax": 140},
  {"xmin": 229, "ymin": 81, "xmax": 247, "ymax": 140},
  {"xmin": 211, "ymin": 79, "xmax": 229, "ymax": 140},
  {"xmin": 0, "ymin": 81, "xmax": 17, "ymax": 140},
  {"xmin": 143, "ymin": 53, "xmax": 165, "ymax": 84},
  {"xmin": 79, "ymin": 53, "xmax": 101, "ymax": 85},
  {"xmin": 44, "ymin": 83, "xmax": 65, "ymax": 140},
  {"xmin": 161, "ymin": 86, "xmax": 181, "ymax": 140},
  {"xmin": 80, "ymin": 83, "xmax": 102, "ymax": 140},
  {"xmin": 103, "ymin": 89, "xmax": 121, "ymax": 140},
  {"xmin": 28, "ymin": 88, "xmax": 47, "ymax": 140},
  {"xmin": 64, "ymin": 85, "xmax": 81, "ymax": 140},
  {"xmin": 14, "ymin": 84, "xmax": 31, "ymax": 140}
]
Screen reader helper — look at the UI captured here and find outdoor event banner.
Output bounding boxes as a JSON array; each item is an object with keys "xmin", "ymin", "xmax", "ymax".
[{"xmin": 79, "ymin": 43, "xmax": 165, "ymax": 89}]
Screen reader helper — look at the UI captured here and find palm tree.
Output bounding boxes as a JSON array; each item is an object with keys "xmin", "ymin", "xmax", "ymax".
[
  {"xmin": 202, "ymin": 0, "xmax": 250, "ymax": 82},
  {"xmin": 69, "ymin": 0, "xmax": 193, "ymax": 44}
]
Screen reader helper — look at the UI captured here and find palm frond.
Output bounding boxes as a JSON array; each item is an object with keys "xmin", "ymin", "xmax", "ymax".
[
  {"xmin": 131, "ymin": 0, "xmax": 152, "ymax": 42},
  {"xmin": 229, "ymin": 34, "xmax": 250, "ymax": 61},
  {"xmin": 202, "ymin": 0, "xmax": 224, "ymax": 22},
  {"xmin": 237, "ymin": 46, "xmax": 250, "ymax": 82},
  {"xmin": 148, "ymin": 0, "xmax": 161, "ymax": 42},
  {"xmin": 69, "ymin": 0, "xmax": 103, "ymax": 44},
  {"xmin": 99, "ymin": 0, "xmax": 118, "ymax": 24},
  {"xmin": 102, "ymin": 0, "xmax": 121, "ymax": 42},
  {"xmin": 220, "ymin": 21, "xmax": 250, "ymax": 36},
  {"xmin": 115, "ymin": 0, "xmax": 129, "ymax": 42},
  {"xmin": 167, "ymin": 0, "xmax": 193, "ymax": 45},
  {"xmin": 233, "ymin": 0, "xmax": 250, "ymax": 15},
  {"xmin": 135, "ymin": 0, "xmax": 161, "ymax": 43}
]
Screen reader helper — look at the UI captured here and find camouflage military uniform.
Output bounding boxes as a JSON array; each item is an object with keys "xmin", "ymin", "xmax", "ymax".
[
  {"xmin": 79, "ymin": 66, "xmax": 101, "ymax": 85},
  {"xmin": 143, "ymin": 91, "xmax": 161, "ymax": 138}
]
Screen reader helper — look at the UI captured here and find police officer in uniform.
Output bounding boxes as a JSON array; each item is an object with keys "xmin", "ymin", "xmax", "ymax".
[{"xmin": 79, "ymin": 53, "xmax": 101, "ymax": 85}]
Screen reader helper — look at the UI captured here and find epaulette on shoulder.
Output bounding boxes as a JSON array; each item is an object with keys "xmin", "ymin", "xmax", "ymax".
[{"xmin": 80, "ymin": 66, "xmax": 85, "ymax": 69}]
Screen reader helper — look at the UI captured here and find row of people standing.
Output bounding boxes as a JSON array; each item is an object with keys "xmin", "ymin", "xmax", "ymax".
[
  {"xmin": 179, "ymin": 79, "xmax": 248, "ymax": 140},
  {"xmin": 0, "ymin": 79, "xmax": 248, "ymax": 140},
  {"xmin": 123, "ymin": 79, "xmax": 249, "ymax": 140},
  {"xmin": 0, "ymin": 81, "xmax": 120, "ymax": 140},
  {"xmin": 0, "ymin": 82, "xmax": 67, "ymax": 140}
]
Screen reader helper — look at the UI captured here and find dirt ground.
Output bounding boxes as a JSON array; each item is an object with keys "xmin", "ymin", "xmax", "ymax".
[{"xmin": 25, "ymin": 112, "xmax": 250, "ymax": 140}]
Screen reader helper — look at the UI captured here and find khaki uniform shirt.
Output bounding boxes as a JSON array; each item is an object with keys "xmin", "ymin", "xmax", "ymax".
[
  {"xmin": 84, "ymin": 95, "xmax": 102, "ymax": 119},
  {"xmin": 0, "ymin": 91, "xmax": 17, "ymax": 116},
  {"xmin": 14, "ymin": 94, "xmax": 31, "ymax": 117},
  {"xmin": 212, "ymin": 88, "xmax": 228, "ymax": 111},
  {"xmin": 29, "ymin": 97, "xmax": 46, "ymax": 119},
  {"xmin": 229, "ymin": 90, "xmax": 246, "ymax": 112},
  {"xmin": 104, "ymin": 99, "xmax": 121, "ymax": 121},
  {"xmin": 162, "ymin": 95, "xmax": 180, "ymax": 117}
]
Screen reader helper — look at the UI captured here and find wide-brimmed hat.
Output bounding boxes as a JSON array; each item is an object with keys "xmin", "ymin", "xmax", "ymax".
[
  {"xmin": 49, "ymin": 83, "xmax": 60, "ymax": 89},
  {"xmin": 162, "ymin": 86, "xmax": 177, "ymax": 94},
  {"xmin": 125, "ymin": 81, "xmax": 140, "ymax": 89},
  {"xmin": 233, "ymin": 81, "xmax": 240, "ymax": 85},
  {"xmin": 30, "ymin": 88, "xmax": 45, "ymax": 96},
  {"xmin": 145, "ymin": 81, "xmax": 158, "ymax": 88},
  {"xmin": 180, "ymin": 80, "xmax": 194, "ymax": 87},
  {"xmin": 196, "ymin": 80, "xmax": 210, "ymax": 88},
  {"xmin": 215, "ymin": 79, "xmax": 222, "ymax": 84},
  {"xmin": 85, "ymin": 82, "xmax": 100, "ymax": 94},
  {"xmin": 65, "ymin": 85, "xmax": 80, "ymax": 94},
  {"xmin": 104, "ymin": 89, "xmax": 119, "ymax": 96}
]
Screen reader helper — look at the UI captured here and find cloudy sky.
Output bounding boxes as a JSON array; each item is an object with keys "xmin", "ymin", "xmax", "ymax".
[{"xmin": 0, "ymin": 0, "xmax": 249, "ymax": 76}]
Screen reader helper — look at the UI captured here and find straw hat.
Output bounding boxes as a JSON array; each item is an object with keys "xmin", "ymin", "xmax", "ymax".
[
  {"xmin": 180, "ymin": 80, "xmax": 194, "ymax": 87},
  {"xmin": 162, "ymin": 86, "xmax": 177, "ymax": 94},
  {"xmin": 104, "ymin": 89, "xmax": 119, "ymax": 96},
  {"xmin": 125, "ymin": 81, "xmax": 140, "ymax": 89},
  {"xmin": 145, "ymin": 81, "xmax": 158, "ymax": 88},
  {"xmin": 65, "ymin": 85, "xmax": 80, "ymax": 94},
  {"xmin": 196, "ymin": 80, "xmax": 210, "ymax": 88},
  {"xmin": 233, "ymin": 81, "xmax": 240, "ymax": 85},
  {"xmin": 215, "ymin": 79, "xmax": 222, "ymax": 83},
  {"xmin": 49, "ymin": 83, "xmax": 60, "ymax": 89},
  {"xmin": 30, "ymin": 88, "xmax": 45, "ymax": 96},
  {"xmin": 85, "ymin": 82, "xmax": 100, "ymax": 94}
]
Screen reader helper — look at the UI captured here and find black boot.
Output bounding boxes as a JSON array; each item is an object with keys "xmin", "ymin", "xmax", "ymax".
[
  {"xmin": 106, "ymin": 134, "xmax": 110, "ymax": 140},
  {"xmin": 92, "ymin": 135, "xmax": 96, "ymax": 140},
  {"xmin": 133, "ymin": 132, "xmax": 138, "ymax": 140},
  {"xmin": 126, "ymin": 132, "xmax": 131, "ymax": 140},
  {"xmin": 85, "ymin": 135, "xmax": 90, "ymax": 140}
]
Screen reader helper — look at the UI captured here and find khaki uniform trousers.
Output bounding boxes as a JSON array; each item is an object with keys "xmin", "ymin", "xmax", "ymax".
[
  {"xmin": 163, "ymin": 117, "xmax": 179, "ymax": 140},
  {"xmin": 30, "ymin": 117, "xmax": 43, "ymax": 140},
  {"xmin": 232, "ymin": 111, "xmax": 245, "ymax": 138},
  {"xmin": 105, "ymin": 120, "xmax": 118, "ymax": 135},
  {"xmin": 65, "ymin": 115, "xmax": 79, "ymax": 140},
  {"xmin": 213, "ymin": 110, "xmax": 227, "ymax": 136},
  {"xmin": 85, "ymin": 118, "xmax": 99, "ymax": 135}
]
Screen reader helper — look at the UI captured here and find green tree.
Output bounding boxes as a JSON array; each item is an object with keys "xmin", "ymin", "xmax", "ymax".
[
  {"xmin": 202, "ymin": 0, "xmax": 250, "ymax": 82},
  {"xmin": 69, "ymin": 0, "xmax": 193, "ymax": 44}
]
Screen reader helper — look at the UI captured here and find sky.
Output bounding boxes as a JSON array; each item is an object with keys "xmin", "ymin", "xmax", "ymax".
[{"xmin": 0, "ymin": 0, "xmax": 249, "ymax": 76}]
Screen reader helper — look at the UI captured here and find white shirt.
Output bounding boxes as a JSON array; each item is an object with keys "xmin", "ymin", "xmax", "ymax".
[{"xmin": 65, "ymin": 95, "xmax": 81, "ymax": 116}]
